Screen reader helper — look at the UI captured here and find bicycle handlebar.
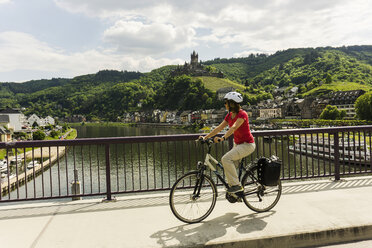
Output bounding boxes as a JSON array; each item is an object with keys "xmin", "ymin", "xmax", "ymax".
[{"xmin": 197, "ymin": 137, "xmax": 214, "ymax": 145}]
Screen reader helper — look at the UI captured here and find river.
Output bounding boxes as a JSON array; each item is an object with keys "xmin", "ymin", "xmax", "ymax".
[
  {"xmin": 3, "ymin": 125, "xmax": 199, "ymax": 200},
  {"xmin": 3, "ymin": 125, "xmax": 331, "ymax": 201}
]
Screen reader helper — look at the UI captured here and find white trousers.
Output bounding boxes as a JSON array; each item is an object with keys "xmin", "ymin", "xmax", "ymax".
[{"xmin": 221, "ymin": 142, "xmax": 256, "ymax": 186}]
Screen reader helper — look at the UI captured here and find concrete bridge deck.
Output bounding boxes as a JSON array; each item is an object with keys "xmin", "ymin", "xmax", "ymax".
[{"xmin": 1, "ymin": 176, "xmax": 372, "ymax": 248}]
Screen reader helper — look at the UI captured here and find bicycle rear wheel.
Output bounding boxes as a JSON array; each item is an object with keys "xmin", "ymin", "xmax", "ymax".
[
  {"xmin": 241, "ymin": 165, "xmax": 282, "ymax": 212},
  {"xmin": 169, "ymin": 171, "xmax": 217, "ymax": 224}
]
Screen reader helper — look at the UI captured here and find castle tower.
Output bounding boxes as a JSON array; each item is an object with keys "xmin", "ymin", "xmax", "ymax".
[{"xmin": 190, "ymin": 50, "xmax": 198, "ymax": 68}]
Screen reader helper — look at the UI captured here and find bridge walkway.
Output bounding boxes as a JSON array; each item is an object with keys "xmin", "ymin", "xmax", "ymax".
[{"xmin": 1, "ymin": 176, "xmax": 372, "ymax": 248}]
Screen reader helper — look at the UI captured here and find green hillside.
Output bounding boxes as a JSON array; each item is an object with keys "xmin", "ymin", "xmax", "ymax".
[
  {"xmin": 204, "ymin": 46, "xmax": 372, "ymax": 88},
  {"xmin": 204, "ymin": 48, "xmax": 316, "ymax": 83},
  {"xmin": 195, "ymin": 76, "xmax": 245, "ymax": 92},
  {"xmin": 251, "ymin": 50, "xmax": 372, "ymax": 88},
  {"xmin": 303, "ymin": 82, "xmax": 372, "ymax": 97},
  {"xmin": 1, "ymin": 45, "xmax": 372, "ymax": 121}
]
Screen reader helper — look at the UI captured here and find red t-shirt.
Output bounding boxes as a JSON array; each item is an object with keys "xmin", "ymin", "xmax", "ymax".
[{"xmin": 224, "ymin": 110, "xmax": 255, "ymax": 144}]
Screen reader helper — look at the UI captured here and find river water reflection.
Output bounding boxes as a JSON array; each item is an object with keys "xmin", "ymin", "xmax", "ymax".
[{"xmin": 73, "ymin": 124, "xmax": 192, "ymax": 138}]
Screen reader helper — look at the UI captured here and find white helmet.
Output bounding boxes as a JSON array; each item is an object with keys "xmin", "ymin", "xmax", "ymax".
[{"xmin": 224, "ymin": 91, "xmax": 243, "ymax": 103}]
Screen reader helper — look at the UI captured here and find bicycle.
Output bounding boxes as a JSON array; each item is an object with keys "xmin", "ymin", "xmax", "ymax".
[{"xmin": 169, "ymin": 138, "xmax": 282, "ymax": 224}]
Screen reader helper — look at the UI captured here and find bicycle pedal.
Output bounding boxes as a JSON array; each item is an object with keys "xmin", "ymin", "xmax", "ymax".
[
  {"xmin": 226, "ymin": 192, "xmax": 241, "ymax": 203},
  {"xmin": 231, "ymin": 194, "xmax": 242, "ymax": 202}
]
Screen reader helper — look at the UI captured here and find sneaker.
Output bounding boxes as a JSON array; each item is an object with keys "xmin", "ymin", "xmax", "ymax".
[{"xmin": 227, "ymin": 185, "xmax": 244, "ymax": 194}]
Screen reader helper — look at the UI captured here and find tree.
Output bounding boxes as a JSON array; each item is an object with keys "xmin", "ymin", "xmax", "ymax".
[
  {"xmin": 14, "ymin": 132, "xmax": 27, "ymax": 140},
  {"xmin": 355, "ymin": 92, "xmax": 372, "ymax": 120},
  {"xmin": 205, "ymin": 66, "xmax": 217, "ymax": 73},
  {"xmin": 50, "ymin": 130, "xmax": 59, "ymax": 138},
  {"xmin": 298, "ymin": 85, "xmax": 307, "ymax": 93},
  {"xmin": 33, "ymin": 130, "xmax": 46, "ymax": 140},
  {"xmin": 62, "ymin": 123, "xmax": 70, "ymax": 132},
  {"xmin": 306, "ymin": 80, "xmax": 318, "ymax": 90},
  {"xmin": 155, "ymin": 75, "xmax": 215, "ymax": 111},
  {"xmin": 340, "ymin": 110, "xmax": 347, "ymax": 119},
  {"xmin": 319, "ymin": 105, "xmax": 342, "ymax": 120},
  {"xmin": 325, "ymin": 73, "xmax": 333, "ymax": 84}
]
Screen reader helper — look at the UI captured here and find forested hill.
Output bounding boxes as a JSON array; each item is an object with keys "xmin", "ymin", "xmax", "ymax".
[
  {"xmin": 1, "ymin": 45, "xmax": 372, "ymax": 121},
  {"xmin": 204, "ymin": 45, "xmax": 372, "ymax": 85}
]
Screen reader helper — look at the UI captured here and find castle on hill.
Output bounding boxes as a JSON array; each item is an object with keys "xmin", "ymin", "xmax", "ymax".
[{"xmin": 171, "ymin": 51, "xmax": 224, "ymax": 78}]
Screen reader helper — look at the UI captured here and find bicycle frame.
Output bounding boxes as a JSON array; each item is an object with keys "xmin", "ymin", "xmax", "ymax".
[
  {"xmin": 203, "ymin": 153, "xmax": 229, "ymax": 188},
  {"xmin": 201, "ymin": 142, "xmax": 248, "ymax": 189}
]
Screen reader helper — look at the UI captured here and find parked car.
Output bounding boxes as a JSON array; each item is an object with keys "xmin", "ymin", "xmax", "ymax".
[{"xmin": 27, "ymin": 161, "xmax": 40, "ymax": 169}]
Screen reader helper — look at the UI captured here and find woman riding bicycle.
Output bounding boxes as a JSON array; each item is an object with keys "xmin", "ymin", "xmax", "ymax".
[{"xmin": 200, "ymin": 91, "xmax": 255, "ymax": 194}]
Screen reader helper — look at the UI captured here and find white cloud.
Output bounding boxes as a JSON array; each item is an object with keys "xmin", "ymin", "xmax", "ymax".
[
  {"xmin": 54, "ymin": 0, "xmax": 234, "ymax": 18},
  {"xmin": 103, "ymin": 20, "xmax": 196, "ymax": 55},
  {"xmin": 54, "ymin": 0, "xmax": 372, "ymax": 53},
  {"xmin": 3, "ymin": 0, "xmax": 372, "ymax": 81},
  {"xmin": 0, "ymin": 0, "xmax": 11, "ymax": 4},
  {"xmin": 0, "ymin": 32, "xmax": 183, "ymax": 81}
]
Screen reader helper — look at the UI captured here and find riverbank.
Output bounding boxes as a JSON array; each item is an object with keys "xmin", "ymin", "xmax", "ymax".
[
  {"xmin": 1, "ymin": 146, "xmax": 67, "ymax": 195},
  {"xmin": 0, "ymin": 128, "xmax": 77, "ymax": 195}
]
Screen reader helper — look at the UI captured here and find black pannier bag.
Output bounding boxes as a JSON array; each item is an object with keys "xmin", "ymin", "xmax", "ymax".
[{"xmin": 257, "ymin": 156, "xmax": 281, "ymax": 186}]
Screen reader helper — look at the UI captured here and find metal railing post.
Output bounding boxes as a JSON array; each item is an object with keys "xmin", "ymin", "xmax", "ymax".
[
  {"xmin": 105, "ymin": 144, "xmax": 112, "ymax": 201},
  {"xmin": 334, "ymin": 132, "xmax": 340, "ymax": 181}
]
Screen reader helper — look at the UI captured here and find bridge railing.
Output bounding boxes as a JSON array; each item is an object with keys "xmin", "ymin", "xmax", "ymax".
[{"xmin": 1, "ymin": 126, "xmax": 371, "ymax": 203}]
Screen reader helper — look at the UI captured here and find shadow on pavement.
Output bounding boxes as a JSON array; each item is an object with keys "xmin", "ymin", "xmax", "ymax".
[
  {"xmin": 0, "ymin": 195, "xmax": 170, "ymax": 220},
  {"xmin": 283, "ymin": 177, "xmax": 372, "ymax": 194},
  {"xmin": 151, "ymin": 211, "xmax": 274, "ymax": 247}
]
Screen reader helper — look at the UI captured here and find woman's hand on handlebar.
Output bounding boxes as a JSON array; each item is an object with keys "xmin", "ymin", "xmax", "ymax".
[
  {"xmin": 197, "ymin": 136, "xmax": 213, "ymax": 144},
  {"xmin": 197, "ymin": 136, "xmax": 224, "ymax": 143}
]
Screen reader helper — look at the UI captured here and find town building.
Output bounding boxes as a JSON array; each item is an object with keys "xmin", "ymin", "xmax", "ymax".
[
  {"xmin": 245, "ymin": 107, "xmax": 260, "ymax": 120},
  {"xmin": 299, "ymin": 98, "xmax": 314, "ymax": 119},
  {"xmin": 0, "ymin": 115, "xmax": 11, "ymax": 129},
  {"xmin": 180, "ymin": 111, "xmax": 192, "ymax": 124},
  {"xmin": 329, "ymin": 90, "xmax": 365, "ymax": 119},
  {"xmin": 28, "ymin": 114, "xmax": 43, "ymax": 127},
  {"xmin": 310, "ymin": 98, "xmax": 330, "ymax": 118},
  {"xmin": 43, "ymin": 116, "xmax": 55, "ymax": 126},
  {"xmin": 0, "ymin": 126, "xmax": 11, "ymax": 142},
  {"xmin": 259, "ymin": 108, "xmax": 282, "ymax": 120},
  {"xmin": 0, "ymin": 108, "xmax": 26, "ymax": 131}
]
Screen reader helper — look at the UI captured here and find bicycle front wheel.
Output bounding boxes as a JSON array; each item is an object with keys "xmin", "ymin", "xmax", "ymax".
[
  {"xmin": 241, "ymin": 166, "xmax": 282, "ymax": 212},
  {"xmin": 169, "ymin": 171, "xmax": 217, "ymax": 224}
]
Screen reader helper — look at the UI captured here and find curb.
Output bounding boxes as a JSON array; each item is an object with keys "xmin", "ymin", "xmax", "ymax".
[{"xmin": 203, "ymin": 225, "xmax": 372, "ymax": 248}]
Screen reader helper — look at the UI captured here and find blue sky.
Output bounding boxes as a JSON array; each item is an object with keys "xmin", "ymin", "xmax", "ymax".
[{"xmin": 1, "ymin": 0, "xmax": 372, "ymax": 82}]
